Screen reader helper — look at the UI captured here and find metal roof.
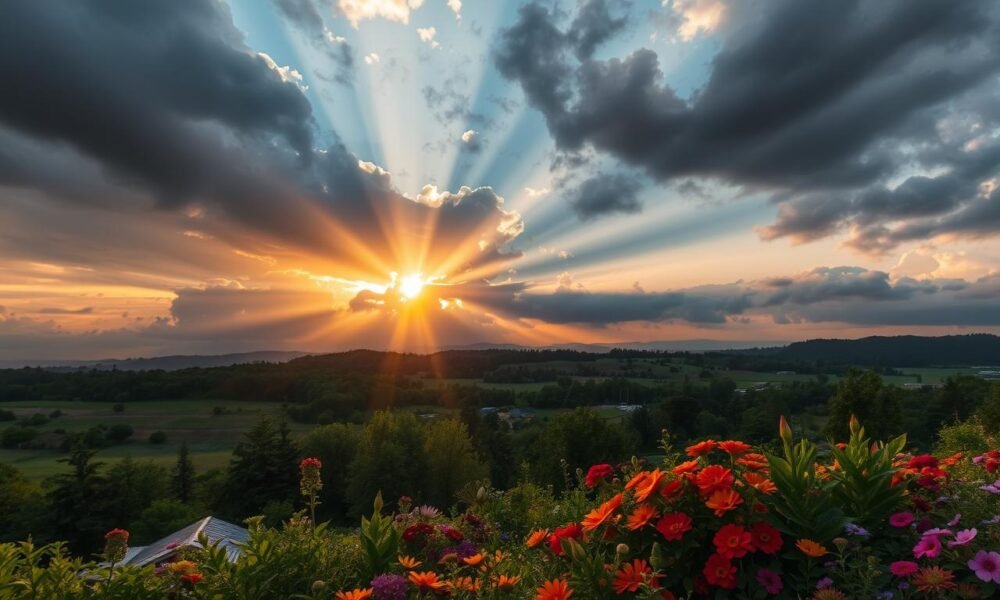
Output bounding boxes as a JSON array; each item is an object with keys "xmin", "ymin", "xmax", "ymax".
[{"xmin": 122, "ymin": 516, "xmax": 248, "ymax": 567}]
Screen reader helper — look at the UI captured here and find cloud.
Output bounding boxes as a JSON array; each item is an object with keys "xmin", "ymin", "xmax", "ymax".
[
  {"xmin": 272, "ymin": 0, "xmax": 355, "ymax": 85},
  {"xmin": 496, "ymin": 0, "xmax": 1000, "ymax": 249},
  {"xmin": 417, "ymin": 27, "xmax": 439, "ymax": 48},
  {"xmin": 447, "ymin": 0, "xmax": 462, "ymax": 20},
  {"xmin": 38, "ymin": 307, "xmax": 94, "ymax": 315},
  {"xmin": 568, "ymin": 173, "xmax": 644, "ymax": 219},
  {"xmin": 668, "ymin": 0, "xmax": 726, "ymax": 41},
  {"xmin": 337, "ymin": 0, "xmax": 425, "ymax": 28},
  {"xmin": 257, "ymin": 52, "xmax": 308, "ymax": 91}
]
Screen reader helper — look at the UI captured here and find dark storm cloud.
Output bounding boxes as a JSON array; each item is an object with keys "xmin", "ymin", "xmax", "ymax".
[
  {"xmin": 568, "ymin": 0, "xmax": 629, "ymax": 60},
  {"xmin": 0, "ymin": 0, "xmax": 523, "ymax": 275},
  {"xmin": 496, "ymin": 0, "xmax": 1000, "ymax": 248},
  {"xmin": 568, "ymin": 173, "xmax": 644, "ymax": 219}
]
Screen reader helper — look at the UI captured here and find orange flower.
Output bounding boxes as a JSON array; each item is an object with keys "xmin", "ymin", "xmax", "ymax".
[
  {"xmin": 449, "ymin": 576, "xmax": 481, "ymax": 592},
  {"xmin": 626, "ymin": 504, "xmax": 659, "ymax": 531},
  {"xmin": 695, "ymin": 465, "xmax": 735, "ymax": 496},
  {"xmin": 335, "ymin": 589, "xmax": 373, "ymax": 600},
  {"xmin": 491, "ymin": 550, "xmax": 506, "ymax": 564},
  {"xmin": 686, "ymin": 439, "xmax": 717, "ymax": 457},
  {"xmin": 462, "ymin": 553, "xmax": 484, "ymax": 567},
  {"xmin": 633, "ymin": 469, "xmax": 665, "ymax": 502},
  {"xmin": 613, "ymin": 559, "xmax": 655, "ymax": 594},
  {"xmin": 495, "ymin": 574, "xmax": 521, "ymax": 591},
  {"xmin": 717, "ymin": 440, "xmax": 752, "ymax": 456},
  {"xmin": 672, "ymin": 459, "xmax": 700, "ymax": 475},
  {"xmin": 795, "ymin": 538, "xmax": 827, "ymax": 558},
  {"xmin": 398, "ymin": 554, "xmax": 422, "ymax": 569},
  {"xmin": 526, "ymin": 529, "xmax": 549, "ymax": 548},
  {"xmin": 582, "ymin": 493, "xmax": 622, "ymax": 531},
  {"xmin": 742, "ymin": 472, "xmax": 777, "ymax": 495},
  {"xmin": 736, "ymin": 453, "xmax": 770, "ymax": 471},
  {"xmin": 705, "ymin": 488, "xmax": 743, "ymax": 516},
  {"xmin": 409, "ymin": 571, "xmax": 447, "ymax": 593},
  {"xmin": 625, "ymin": 471, "xmax": 650, "ymax": 491},
  {"xmin": 536, "ymin": 578, "xmax": 573, "ymax": 600},
  {"xmin": 912, "ymin": 566, "xmax": 956, "ymax": 594}
]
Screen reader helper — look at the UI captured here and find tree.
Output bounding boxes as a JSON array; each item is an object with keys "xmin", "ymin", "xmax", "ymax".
[
  {"xmin": 171, "ymin": 442, "xmax": 196, "ymax": 504},
  {"xmin": 1, "ymin": 425, "xmax": 37, "ymax": 448},
  {"xmin": 47, "ymin": 444, "xmax": 107, "ymax": 553},
  {"xmin": 149, "ymin": 431, "xmax": 168, "ymax": 444},
  {"xmin": 130, "ymin": 499, "xmax": 200, "ymax": 544},
  {"xmin": 423, "ymin": 419, "xmax": 488, "ymax": 508},
  {"xmin": 526, "ymin": 408, "xmax": 637, "ymax": 490},
  {"xmin": 100, "ymin": 458, "xmax": 169, "ymax": 527},
  {"xmin": 478, "ymin": 413, "xmax": 516, "ymax": 490},
  {"xmin": 300, "ymin": 423, "xmax": 359, "ymax": 523},
  {"xmin": 977, "ymin": 384, "xmax": 1000, "ymax": 435},
  {"xmin": 219, "ymin": 418, "xmax": 299, "ymax": 519},
  {"xmin": 105, "ymin": 423, "xmax": 134, "ymax": 443},
  {"xmin": 0, "ymin": 463, "xmax": 42, "ymax": 541},
  {"xmin": 346, "ymin": 411, "xmax": 428, "ymax": 516},
  {"xmin": 825, "ymin": 369, "xmax": 902, "ymax": 441}
]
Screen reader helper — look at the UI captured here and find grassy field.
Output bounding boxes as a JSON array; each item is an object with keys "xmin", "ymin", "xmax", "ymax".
[{"xmin": 0, "ymin": 399, "xmax": 302, "ymax": 482}]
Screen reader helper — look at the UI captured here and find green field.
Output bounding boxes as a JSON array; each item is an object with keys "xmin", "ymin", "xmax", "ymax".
[{"xmin": 0, "ymin": 399, "xmax": 303, "ymax": 482}]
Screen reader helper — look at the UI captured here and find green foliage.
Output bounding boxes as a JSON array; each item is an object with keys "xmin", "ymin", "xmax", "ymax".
[
  {"xmin": 358, "ymin": 493, "xmax": 399, "ymax": 581},
  {"xmin": 1, "ymin": 426, "xmax": 37, "ymax": 449},
  {"xmin": 46, "ymin": 444, "xmax": 107, "ymax": 554},
  {"xmin": 129, "ymin": 499, "xmax": 200, "ymax": 544},
  {"xmin": 101, "ymin": 458, "xmax": 169, "ymax": 527},
  {"xmin": 936, "ymin": 418, "xmax": 995, "ymax": 456},
  {"xmin": 976, "ymin": 382, "xmax": 1000, "ymax": 434},
  {"xmin": 219, "ymin": 417, "xmax": 299, "ymax": 520},
  {"xmin": 826, "ymin": 416, "xmax": 906, "ymax": 528},
  {"xmin": 171, "ymin": 442, "xmax": 195, "ymax": 504},
  {"xmin": 147, "ymin": 431, "xmax": 167, "ymax": 444},
  {"xmin": 767, "ymin": 418, "xmax": 844, "ymax": 542},
  {"xmin": 0, "ymin": 465, "xmax": 41, "ymax": 541},
  {"xmin": 825, "ymin": 369, "xmax": 902, "ymax": 441},
  {"xmin": 346, "ymin": 411, "xmax": 428, "ymax": 516},
  {"xmin": 299, "ymin": 423, "xmax": 359, "ymax": 521},
  {"xmin": 423, "ymin": 419, "xmax": 488, "ymax": 508}
]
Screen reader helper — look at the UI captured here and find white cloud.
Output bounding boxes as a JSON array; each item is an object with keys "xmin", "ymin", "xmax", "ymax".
[
  {"xmin": 338, "ymin": 0, "xmax": 425, "ymax": 28},
  {"xmin": 417, "ymin": 26, "xmax": 439, "ymax": 48},
  {"xmin": 256, "ymin": 52, "xmax": 308, "ymax": 91},
  {"xmin": 324, "ymin": 29, "xmax": 348, "ymax": 44},
  {"xmin": 461, "ymin": 129, "xmax": 477, "ymax": 143},
  {"xmin": 364, "ymin": 52, "xmax": 380, "ymax": 65},
  {"xmin": 448, "ymin": 0, "xmax": 462, "ymax": 20},
  {"xmin": 524, "ymin": 186, "xmax": 550, "ymax": 198},
  {"xmin": 666, "ymin": 0, "xmax": 726, "ymax": 41}
]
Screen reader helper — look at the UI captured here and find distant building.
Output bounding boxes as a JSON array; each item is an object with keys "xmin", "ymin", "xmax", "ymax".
[{"xmin": 120, "ymin": 517, "xmax": 248, "ymax": 567}]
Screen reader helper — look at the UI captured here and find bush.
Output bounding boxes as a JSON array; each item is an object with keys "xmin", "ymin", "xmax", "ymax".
[
  {"xmin": 1, "ymin": 425, "xmax": 38, "ymax": 448},
  {"xmin": 0, "ymin": 409, "xmax": 15, "ymax": 422},
  {"xmin": 148, "ymin": 431, "xmax": 168, "ymax": 444},
  {"xmin": 105, "ymin": 423, "xmax": 134, "ymax": 443}
]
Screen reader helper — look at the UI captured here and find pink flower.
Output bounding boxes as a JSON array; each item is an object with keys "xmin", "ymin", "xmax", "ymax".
[
  {"xmin": 755, "ymin": 568, "xmax": 783, "ymax": 595},
  {"xmin": 890, "ymin": 512, "xmax": 914, "ymax": 528},
  {"xmin": 969, "ymin": 551, "xmax": 1000, "ymax": 583},
  {"xmin": 921, "ymin": 527, "xmax": 953, "ymax": 538},
  {"xmin": 890, "ymin": 561, "xmax": 919, "ymax": 577},
  {"xmin": 913, "ymin": 535, "xmax": 942, "ymax": 559},
  {"xmin": 947, "ymin": 528, "xmax": 977, "ymax": 547},
  {"xmin": 947, "ymin": 513, "xmax": 962, "ymax": 527}
]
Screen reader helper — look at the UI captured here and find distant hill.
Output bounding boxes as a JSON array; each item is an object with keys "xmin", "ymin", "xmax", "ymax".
[
  {"xmin": 770, "ymin": 334, "xmax": 1000, "ymax": 367},
  {"xmin": 443, "ymin": 339, "xmax": 784, "ymax": 353},
  {"xmin": 0, "ymin": 351, "xmax": 308, "ymax": 371}
]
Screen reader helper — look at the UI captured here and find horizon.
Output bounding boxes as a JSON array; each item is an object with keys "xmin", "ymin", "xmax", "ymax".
[{"xmin": 2, "ymin": 0, "xmax": 1000, "ymax": 360}]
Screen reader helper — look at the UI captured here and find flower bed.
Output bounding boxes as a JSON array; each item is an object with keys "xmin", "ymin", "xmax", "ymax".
[{"xmin": 2, "ymin": 416, "xmax": 1000, "ymax": 599}]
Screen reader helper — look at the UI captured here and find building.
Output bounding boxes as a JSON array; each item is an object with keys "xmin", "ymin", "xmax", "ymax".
[{"xmin": 120, "ymin": 517, "xmax": 248, "ymax": 567}]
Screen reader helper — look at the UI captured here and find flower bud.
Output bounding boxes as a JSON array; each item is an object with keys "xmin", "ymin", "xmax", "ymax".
[
  {"xmin": 311, "ymin": 580, "xmax": 327, "ymax": 592},
  {"xmin": 616, "ymin": 543, "xmax": 630, "ymax": 555},
  {"xmin": 832, "ymin": 537, "xmax": 848, "ymax": 550}
]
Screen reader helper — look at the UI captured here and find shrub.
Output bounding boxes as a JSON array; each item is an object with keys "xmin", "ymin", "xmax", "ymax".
[
  {"xmin": 106, "ymin": 423, "xmax": 134, "ymax": 443},
  {"xmin": 148, "ymin": 431, "xmax": 168, "ymax": 444}
]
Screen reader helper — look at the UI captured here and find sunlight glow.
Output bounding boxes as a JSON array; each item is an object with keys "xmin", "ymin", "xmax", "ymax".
[{"xmin": 398, "ymin": 273, "xmax": 425, "ymax": 300}]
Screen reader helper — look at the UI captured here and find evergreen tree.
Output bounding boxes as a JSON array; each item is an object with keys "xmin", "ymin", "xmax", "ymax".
[
  {"xmin": 47, "ymin": 443, "xmax": 107, "ymax": 554},
  {"xmin": 171, "ymin": 442, "xmax": 196, "ymax": 504},
  {"xmin": 423, "ymin": 419, "xmax": 488, "ymax": 508},
  {"xmin": 218, "ymin": 418, "xmax": 299, "ymax": 519},
  {"xmin": 479, "ymin": 413, "xmax": 516, "ymax": 490}
]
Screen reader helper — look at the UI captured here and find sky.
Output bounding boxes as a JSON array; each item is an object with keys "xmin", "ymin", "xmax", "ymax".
[{"xmin": 0, "ymin": 0, "xmax": 999, "ymax": 360}]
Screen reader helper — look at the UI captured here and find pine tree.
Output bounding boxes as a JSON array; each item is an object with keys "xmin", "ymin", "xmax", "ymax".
[
  {"xmin": 47, "ymin": 443, "xmax": 107, "ymax": 554},
  {"xmin": 219, "ymin": 418, "xmax": 299, "ymax": 519},
  {"xmin": 171, "ymin": 442, "xmax": 195, "ymax": 504}
]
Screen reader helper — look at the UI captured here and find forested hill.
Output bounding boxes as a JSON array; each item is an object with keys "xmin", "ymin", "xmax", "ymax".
[{"xmin": 770, "ymin": 334, "xmax": 1000, "ymax": 367}]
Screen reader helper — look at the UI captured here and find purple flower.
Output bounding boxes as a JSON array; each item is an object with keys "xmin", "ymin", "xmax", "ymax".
[
  {"xmin": 948, "ymin": 528, "xmax": 977, "ymax": 548},
  {"xmin": 816, "ymin": 577, "xmax": 833, "ymax": 590},
  {"xmin": 371, "ymin": 573, "xmax": 408, "ymax": 600},
  {"xmin": 947, "ymin": 513, "xmax": 962, "ymax": 526},
  {"xmin": 755, "ymin": 568, "xmax": 783, "ymax": 595},
  {"xmin": 983, "ymin": 515, "xmax": 1000, "ymax": 526},
  {"xmin": 845, "ymin": 523, "xmax": 870, "ymax": 538},
  {"xmin": 442, "ymin": 540, "xmax": 478, "ymax": 560},
  {"xmin": 415, "ymin": 505, "xmax": 441, "ymax": 519},
  {"xmin": 969, "ymin": 551, "xmax": 1000, "ymax": 583},
  {"xmin": 980, "ymin": 480, "xmax": 1000, "ymax": 494},
  {"xmin": 877, "ymin": 593, "xmax": 893, "ymax": 600}
]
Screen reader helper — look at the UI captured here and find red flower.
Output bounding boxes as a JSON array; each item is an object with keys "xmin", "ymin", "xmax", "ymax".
[
  {"xmin": 695, "ymin": 465, "xmax": 734, "ymax": 496},
  {"xmin": 439, "ymin": 525, "xmax": 464, "ymax": 542},
  {"xmin": 104, "ymin": 528, "xmax": 129, "ymax": 541},
  {"xmin": 655, "ymin": 512, "xmax": 692, "ymax": 541},
  {"xmin": 907, "ymin": 454, "xmax": 938, "ymax": 470},
  {"xmin": 659, "ymin": 478, "xmax": 684, "ymax": 500},
  {"xmin": 717, "ymin": 440, "xmax": 752, "ymax": 456},
  {"xmin": 703, "ymin": 553, "xmax": 737, "ymax": 589},
  {"xmin": 686, "ymin": 439, "xmax": 717, "ymax": 457},
  {"xmin": 548, "ymin": 523, "xmax": 583, "ymax": 555},
  {"xmin": 749, "ymin": 521, "xmax": 783, "ymax": 554},
  {"xmin": 585, "ymin": 464, "xmax": 615, "ymax": 488},
  {"xmin": 299, "ymin": 457, "xmax": 322, "ymax": 470},
  {"xmin": 402, "ymin": 523, "xmax": 434, "ymax": 542},
  {"xmin": 672, "ymin": 460, "xmax": 700, "ymax": 475},
  {"xmin": 180, "ymin": 573, "xmax": 204, "ymax": 586},
  {"xmin": 712, "ymin": 524, "xmax": 753, "ymax": 559}
]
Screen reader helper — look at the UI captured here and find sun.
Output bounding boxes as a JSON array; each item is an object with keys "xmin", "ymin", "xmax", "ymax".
[{"xmin": 399, "ymin": 273, "xmax": 425, "ymax": 300}]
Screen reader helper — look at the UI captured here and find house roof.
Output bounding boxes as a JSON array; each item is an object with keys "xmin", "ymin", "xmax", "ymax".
[{"xmin": 122, "ymin": 516, "xmax": 248, "ymax": 567}]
